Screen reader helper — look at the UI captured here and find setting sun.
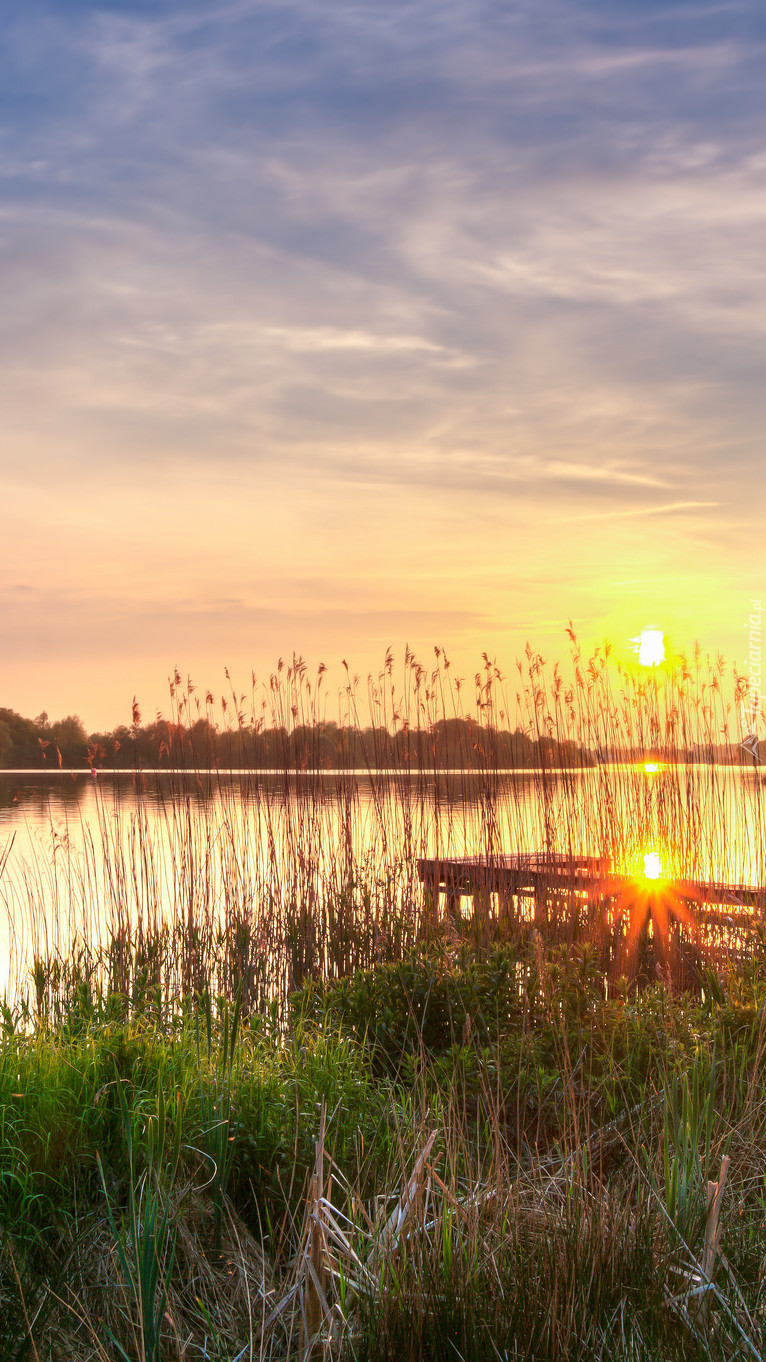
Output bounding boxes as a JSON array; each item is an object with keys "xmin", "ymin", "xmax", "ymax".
[{"xmin": 635, "ymin": 630, "xmax": 666, "ymax": 667}]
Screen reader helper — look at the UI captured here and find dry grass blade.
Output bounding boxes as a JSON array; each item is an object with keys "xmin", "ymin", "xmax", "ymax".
[
  {"xmin": 702, "ymin": 1154, "xmax": 730, "ymax": 1282},
  {"xmin": 375, "ymin": 1129, "xmax": 438, "ymax": 1260},
  {"xmin": 6, "ymin": 1238, "xmax": 42, "ymax": 1362},
  {"xmin": 299, "ymin": 1099, "xmax": 329, "ymax": 1359},
  {"xmin": 266, "ymin": 1123, "xmax": 444, "ymax": 1359}
]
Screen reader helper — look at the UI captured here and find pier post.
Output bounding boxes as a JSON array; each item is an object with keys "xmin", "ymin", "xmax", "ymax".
[
  {"xmin": 446, "ymin": 885, "xmax": 462, "ymax": 927},
  {"xmin": 533, "ymin": 880, "xmax": 548, "ymax": 929},
  {"xmin": 422, "ymin": 864, "xmax": 441, "ymax": 930},
  {"xmin": 472, "ymin": 887, "xmax": 491, "ymax": 943}
]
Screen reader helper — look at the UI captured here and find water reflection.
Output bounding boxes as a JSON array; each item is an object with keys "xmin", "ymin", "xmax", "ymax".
[{"xmin": 0, "ymin": 766, "xmax": 763, "ymax": 1003}]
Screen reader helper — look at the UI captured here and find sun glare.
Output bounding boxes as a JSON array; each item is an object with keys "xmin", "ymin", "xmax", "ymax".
[
  {"xmin": 634, "ymin": 629, "xmax": 665, "ymax": 667},
  {"xmin": 643, "ymin": 761, "xmax": 660, "ymax": 773},
  {"xmin": 643, "ymin": 851, "xmax": 662, "ymax": 881}
]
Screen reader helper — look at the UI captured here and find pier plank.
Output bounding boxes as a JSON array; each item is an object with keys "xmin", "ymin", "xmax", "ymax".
[{"xmin": 416, "ymin": 855, "xmax": 764, "ymax": 919}]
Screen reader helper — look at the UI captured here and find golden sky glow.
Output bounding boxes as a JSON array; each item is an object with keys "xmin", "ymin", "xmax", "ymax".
[{"xmin": 2, "ymin": 2, "xmax": 764, "ymax": 727}]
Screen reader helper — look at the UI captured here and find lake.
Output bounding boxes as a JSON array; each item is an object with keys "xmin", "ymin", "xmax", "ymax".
[{"xmin": 0, "ymin": 764, "xmax": 763, "ymax": 1006}]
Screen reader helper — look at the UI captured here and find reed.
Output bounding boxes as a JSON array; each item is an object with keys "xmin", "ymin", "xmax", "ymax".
[
  {"xmin": 1, "ymin": 635, "xmax": 763, "ymax": 1020},
  {"xmin": 0, "ymin": 637, "xmax": 764, "ymax": 1358}
]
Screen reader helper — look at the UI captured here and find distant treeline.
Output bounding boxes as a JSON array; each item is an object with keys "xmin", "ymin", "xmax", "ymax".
[
  {"xmin": 0, "ymin": 707, "xmax": 593, "ymax": 770},
  {"xmin": 1, "ymin": 706, "xmax": 761, "ymax": 772},
  {"xmin": 0, "ymin": 709, "xmax": 90, "ymax": 770}
]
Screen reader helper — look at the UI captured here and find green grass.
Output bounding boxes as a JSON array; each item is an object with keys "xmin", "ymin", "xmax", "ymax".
[{"xmin": 1, "ymin": 939, "xmax": 766, "ymax": 1359}]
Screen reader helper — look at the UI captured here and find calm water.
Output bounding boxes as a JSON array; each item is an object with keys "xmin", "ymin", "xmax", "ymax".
[{"xmin": 0, "ymin": 766, "xmax": 763, "ymax": 996}]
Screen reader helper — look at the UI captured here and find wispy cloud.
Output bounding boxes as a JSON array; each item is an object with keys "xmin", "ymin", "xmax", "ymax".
[
  {"xmin": 553, "ymin": 500, "xmax": 720, "ymax": 525},
  {"xmin": 1, "ymin": 0, "xmax": 764, "ymax": 721}
]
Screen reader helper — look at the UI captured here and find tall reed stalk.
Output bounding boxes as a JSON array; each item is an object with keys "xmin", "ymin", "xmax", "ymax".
[{"xmin": 1, "ymin": 636, "xmax": 763, "ymax": 1017}]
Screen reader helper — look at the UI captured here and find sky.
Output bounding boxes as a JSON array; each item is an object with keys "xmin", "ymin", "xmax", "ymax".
[{"xmin": 2, "ymin": 0, "xmax": 764, "ymax": 730}]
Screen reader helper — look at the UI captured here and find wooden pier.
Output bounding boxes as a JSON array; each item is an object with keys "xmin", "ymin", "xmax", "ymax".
[{"xmin": 416, "ymin": 854, "xmax": 765, "ymax": 931}]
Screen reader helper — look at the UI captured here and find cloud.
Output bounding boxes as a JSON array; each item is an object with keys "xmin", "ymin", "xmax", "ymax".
[
  {"xmin": 553, "ymin": 499, "xmax": 720, "ymax": 524},
  {"xmin": 2, "ymin": 0, "xmax": 764, "ymax": 720}
]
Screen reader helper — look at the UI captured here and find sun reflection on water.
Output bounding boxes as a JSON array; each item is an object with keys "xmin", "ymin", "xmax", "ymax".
[{"xmin": 643, "ymin": 850, "xmax": 662, "ymax": 881}]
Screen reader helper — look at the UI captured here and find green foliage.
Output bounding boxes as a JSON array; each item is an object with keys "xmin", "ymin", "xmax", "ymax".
[
  {"xmin": 97, "ymin": 1075, "xmax": 181, "ymax": 1362},
  {"xmin": 659, "ymin": 1054, "xmax": 720, "ymax": 1249},
  {"xmin": 292, "ymin": 945, "xmax": 527, "ymax": 1069},
  {"xmin": 1, "ymin": 952, "xmax": 766, "ymax": 1359},
  {"xmin": 196, "ymin": 985, "xmax": 242, "ymax": 1253}
]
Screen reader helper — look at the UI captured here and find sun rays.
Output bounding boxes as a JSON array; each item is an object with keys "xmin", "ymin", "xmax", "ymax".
[{"xmin": 597, "ymin": 849, "xmax": 703, "ymax": 982}]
